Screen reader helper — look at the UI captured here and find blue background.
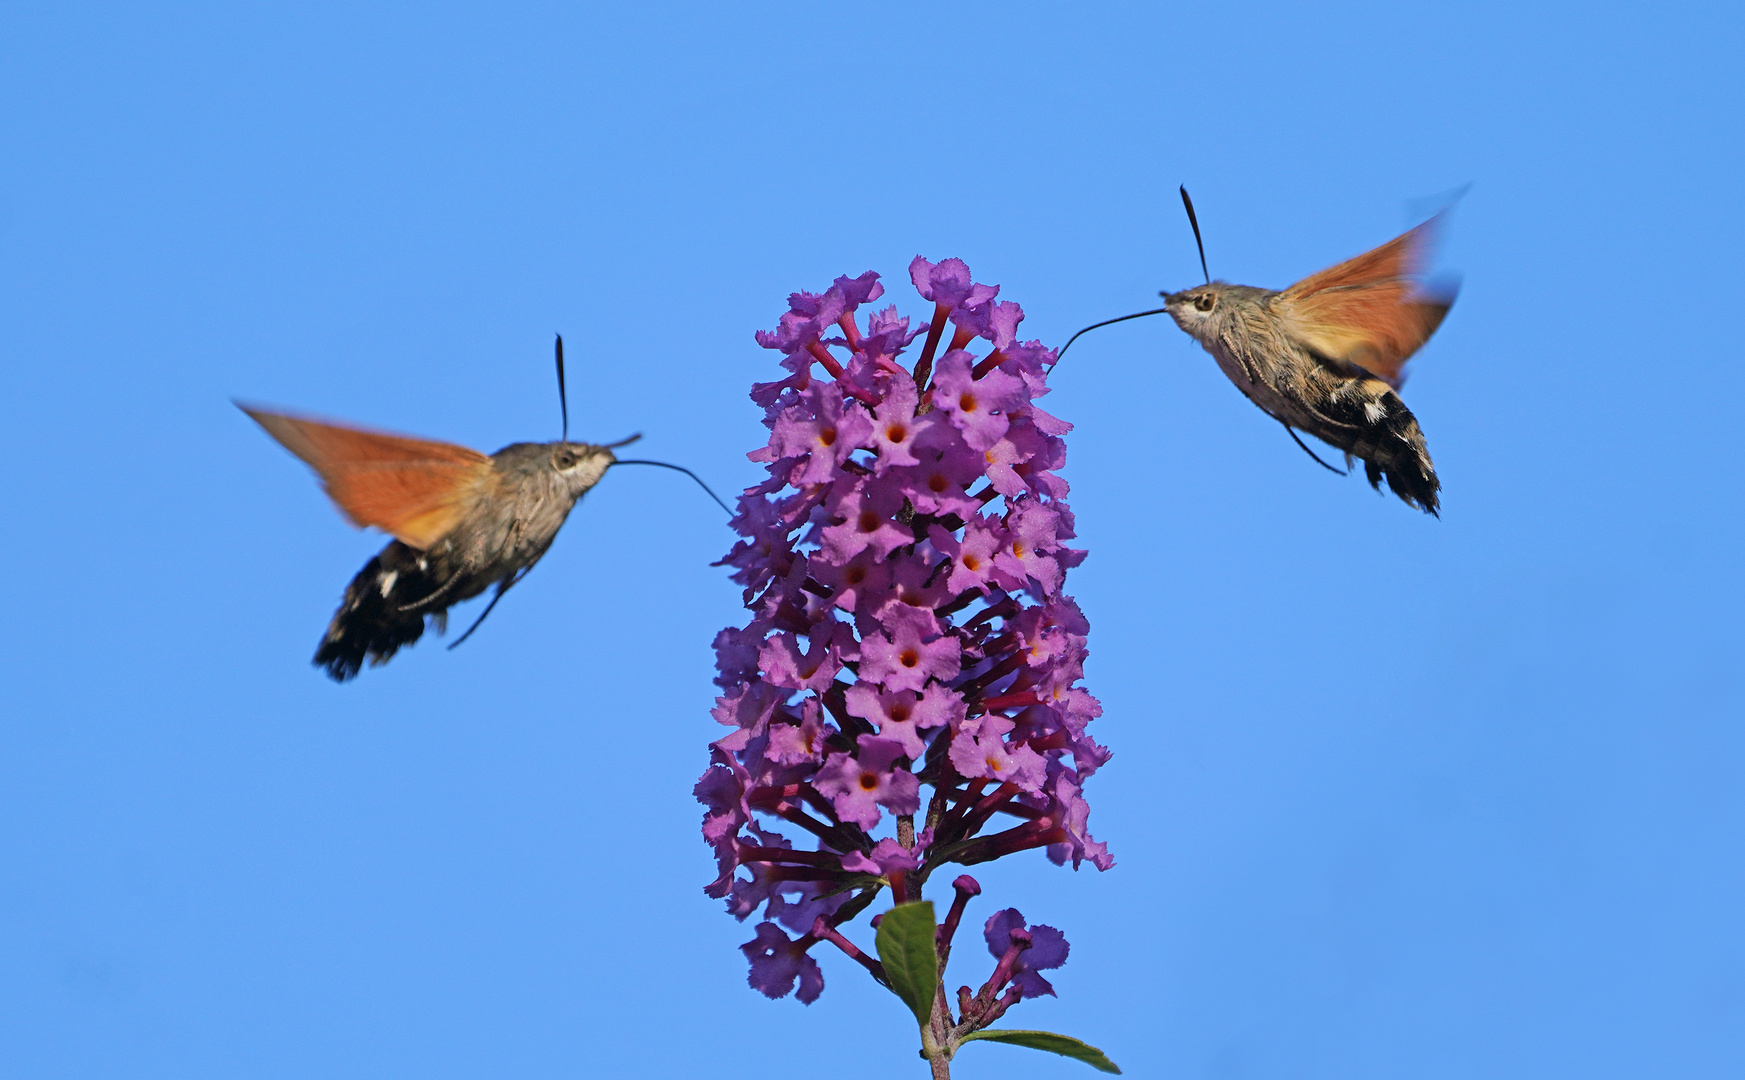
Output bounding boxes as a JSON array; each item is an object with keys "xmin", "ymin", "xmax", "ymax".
[{"xmin": 3, "ymin": 2, "xmax": 1740, "ymax": 1077}]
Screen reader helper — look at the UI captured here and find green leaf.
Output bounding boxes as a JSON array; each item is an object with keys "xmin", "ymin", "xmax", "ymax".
[
  {"xmin": 874, "ymin": 900, "xmax": 938, "ymax": 1027},
  {"xmin": 960, "ymin": 1029, "xmax": 1122, "ymax": 1074}
]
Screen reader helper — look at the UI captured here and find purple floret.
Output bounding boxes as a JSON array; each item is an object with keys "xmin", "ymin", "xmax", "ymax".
[
  {"xmin": 742, "ymin": 922, "xmax": 826, "ymax": 1003},
  {"xmin": 815, "ymin": 735, "xmax": 922, "ymax": 829},
  {"xmin": 930, "ymin": 350, "xmax": 1027, "ymax": 451},
  {"xmin": 984, "ymin": 908, "xmax": 1070, "ymax": 999}
]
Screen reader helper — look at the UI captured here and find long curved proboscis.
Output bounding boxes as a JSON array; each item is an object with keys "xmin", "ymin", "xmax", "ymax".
[
  {"xmin": 612, "ymin": 459, "xmax": 734, "ymax": 517},
  {"xmin": 1051, "ymin": 186, "xmax": 1213, "ymax": 368},
  {"xmin": 1051, "ymin": 307, "xmax": 1171, "ymax": 366}
]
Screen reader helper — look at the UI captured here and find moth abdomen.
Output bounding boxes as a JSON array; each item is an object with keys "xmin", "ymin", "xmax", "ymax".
[
  {"xmin": 1318, "ymin": 380, "xmax": 1440, "ymax": 515},
  {"xmin": 314, "ymin": 541, "xmax": 470, "ymax": 681}
]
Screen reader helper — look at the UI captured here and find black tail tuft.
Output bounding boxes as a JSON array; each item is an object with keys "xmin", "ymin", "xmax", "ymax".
[
  {"xmin": 1376, "ymin": 454, "xmax": 1441, "ymax": 516},
  {"xmin": 1309, "ymin": 379, "xmax": 1441, "ymax": 516},
  {"xmin": 1360, "ymin": 395, "xmax": 1441, "ymax": 515},
  {"xmin": 313, "ymin": 541, "xmax": 449, "ymax": 681}
]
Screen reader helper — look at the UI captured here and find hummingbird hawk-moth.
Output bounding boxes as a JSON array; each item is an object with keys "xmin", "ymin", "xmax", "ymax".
[
  {"xmin": 243, "ymin": 336, "xmax": 727, "ymax": 681},
  {"xmin": 1063, "ymin": 189, "xmax": 1457, "ymax": 514}
]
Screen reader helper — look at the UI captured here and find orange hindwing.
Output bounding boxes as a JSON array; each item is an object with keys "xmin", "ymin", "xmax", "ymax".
[
  {"xmin": 240, "ymin": 405, "xmax": 494, "ymax": 549},
  {"xmin": 1277, "ymin": 214, "xmax": 1456, "ymax": 388}
]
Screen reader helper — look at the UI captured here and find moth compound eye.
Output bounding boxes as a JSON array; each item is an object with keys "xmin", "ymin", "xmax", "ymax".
[
  {"xmin": 1194, "ymin": 293, "xmax": 1216, "ymax": 312},
  {"xmin": 554, "ymin": 449, "xmax": 579, "ymax": 469}
]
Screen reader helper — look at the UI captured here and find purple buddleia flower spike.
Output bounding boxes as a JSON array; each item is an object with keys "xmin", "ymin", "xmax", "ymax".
[{"xmin": 701, "ymin": 260, "xmax": 1112, "ymax": 1039}]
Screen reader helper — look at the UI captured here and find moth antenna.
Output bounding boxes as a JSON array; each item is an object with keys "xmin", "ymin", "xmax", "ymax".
[
  {"xmin": 1180, "ymin": 185, "xmax": 1210, "ymax": 284},
  {"xmin": 555, "ymin": 333, "xmax": 569, "ymax": 442},
  {"xmin": 612, "ymin": 458, "xmax": 734, "ymax": 516},
  {"xmin": 1051, "ymin": 307, "xmax": 1170, "ymax": 365},
  {"xmin": 1279, "ymin": 421, "xmax": 1349, "ymax": 476},
  {"xmin": 447, "ymin": 570, "xmax": 527, "ymax": 651}
]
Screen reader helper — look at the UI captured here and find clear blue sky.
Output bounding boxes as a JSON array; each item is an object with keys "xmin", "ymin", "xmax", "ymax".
[{"xmin": 3, "ymin": 2, "xmax": 1741, "ymax": 1077}]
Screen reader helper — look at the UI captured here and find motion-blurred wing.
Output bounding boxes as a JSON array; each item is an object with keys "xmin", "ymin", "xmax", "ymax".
[
  {"xmin": 240, "ymin": 405, "xmax": 493, "ymax": 549},
  {"xmin": 1278, "ymin": 215, "xmax": 1456, "ymax": 389}
]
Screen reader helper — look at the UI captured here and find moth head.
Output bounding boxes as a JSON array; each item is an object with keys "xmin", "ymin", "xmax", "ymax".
[
  {"xmin": 1160, "ymin": 283, "xmax": 1229, "ymax": 341},
  {"xmin": 550, "ymin": 441, "xmax": 617, "ymax": 496}
]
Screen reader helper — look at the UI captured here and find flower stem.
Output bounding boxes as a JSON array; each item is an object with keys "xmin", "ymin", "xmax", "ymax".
[
  {"xmin": 912, "ymin": 301, "xmax": 951, "ymax": 390},
  {"xmin": 807, "ymin": 341, "xmax": 846, "ymax": 380}
]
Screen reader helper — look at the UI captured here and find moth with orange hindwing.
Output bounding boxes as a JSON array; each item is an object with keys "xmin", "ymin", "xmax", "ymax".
[{"xmin": 241, "ymin": 335, "xmax": 728, "ymax": 680}]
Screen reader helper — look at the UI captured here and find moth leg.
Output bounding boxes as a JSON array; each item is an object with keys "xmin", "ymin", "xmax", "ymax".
[
  {"xmin": 396, "ymin": 565, "xmax": 466, "ymax": 614},
  {"xmin": 1278, "ymin": 420, "xmax": 1348, "ymax": 476},
  {"xmin": 447, "ymin": 569, "xmax": 531, "ymax": 651},
  {"xmin": 1237, "ymin": 353, "xmax": 1264, "ymax": 386}
]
